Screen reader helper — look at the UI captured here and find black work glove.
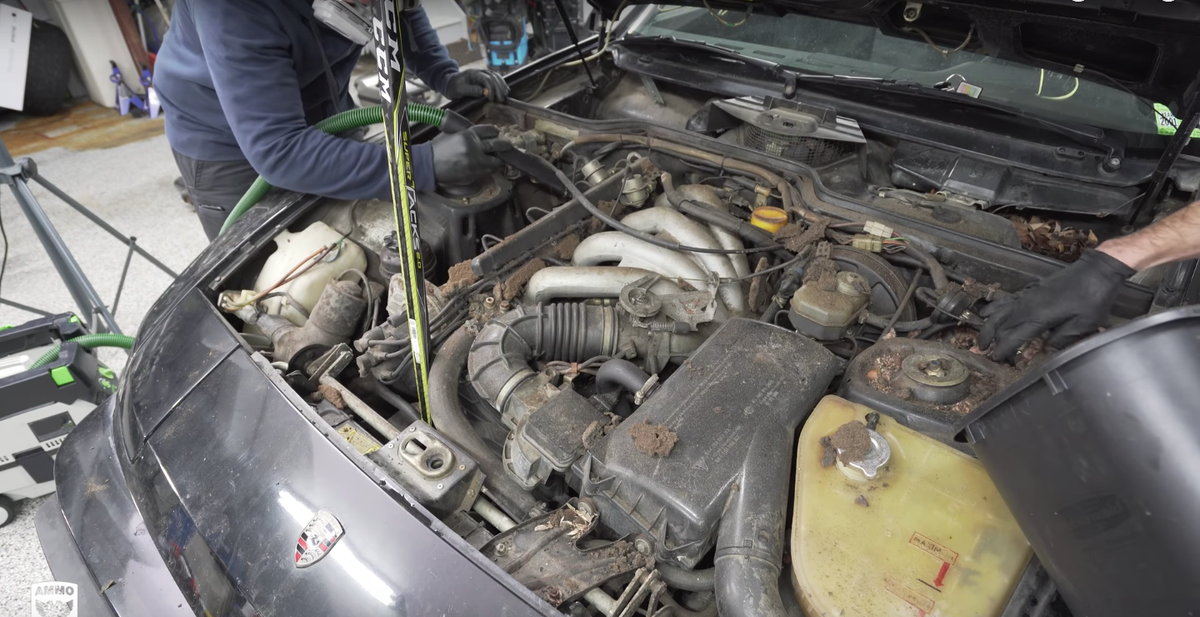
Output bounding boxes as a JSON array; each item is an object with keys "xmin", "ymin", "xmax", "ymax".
[
  {"xmin": 430, "ymin": 124, "xmax": 514, "ymax": 186},
  {"xmin": 442, "ymin": 69, "xmax": 509, "ymax": 102},
  {"xmin": 978, "ymin": 249, "xmax": 1135, "ymax": 361}
]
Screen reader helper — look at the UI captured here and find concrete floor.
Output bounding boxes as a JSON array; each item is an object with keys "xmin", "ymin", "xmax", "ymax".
[{"xmin": 0, "ymin": 120, "xmax": 209, "ymax": 615}]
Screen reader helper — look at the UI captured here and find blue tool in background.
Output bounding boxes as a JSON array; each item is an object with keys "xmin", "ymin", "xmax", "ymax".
[{"xmin": 109, "ymin": 60, "xmax": 148, "ymax": 118}]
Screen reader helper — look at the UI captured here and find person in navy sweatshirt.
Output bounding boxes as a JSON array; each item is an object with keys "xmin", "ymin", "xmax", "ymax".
[{"xmin": 155, "ymin": 0, "xmax": 511, "ymax": 239}]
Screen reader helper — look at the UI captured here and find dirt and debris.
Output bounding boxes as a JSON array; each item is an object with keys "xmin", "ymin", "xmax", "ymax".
[
  {"xmin": 961, "ymin": 278, "xmax": 1003, "ymax": 301},
  {"xmin": 1014, "ymin": 337, "xmax": 1047, "ymax": 372},
  {"xmin": 776, "ymin": 219, "xmax": 829, "ymax": 254},
  {"xmin": 581, "ymin": 413, "xmax": 621, "ymax": 449},
  {"xmin": 551, "ymin": 233, "xmax": 581, "ymax": 260},
  {"xmin": 542, "ymin": 587, "xmax": 567, "ymax": 606},
  {"xmin": 819, "ymin": 436, "xmax": 838, "ymax": 468},
  {"xmin": 949, "ymin": 328, "xmax": 979, "ymax": 350},
  {"xmin": 313, "ymin": 384, "xmax": 345, "ymax": 409},
  {"xmin": 829, "ymin": 421, "xmax": 872, "ymax": 464},
  {"xmin": 713, "ymin": 406, "xmax": 724, "ymax": 415},
  {"xmin": 855, "ymin": 495, "xmax": 870, "ymax": 508},
  {"xmin": 868, "ymin": 350, "xmax": 1013, "ymax": 416},
  {"xmin": 1011, "ymin": 216, "xmax": 1099, "ymax": 262},
  {"xmin": 493, "ymin": 258, "xmax": 546, "ymax": 301},
  {"xmin": 868, "ymin": 351, "xmax": 911, "ymax": 400},
  {"xmin": 534, "ymin": 503, "xmax": 595, "ymax": 539},
  {"xmin": 589, "ymin": 200, "xmax": 624, "ymax": 233},
  {"xmin": 442, "ymin": 260, "xmax": 479, "ymax": 295},
  {"xmin": 803, "ymin": 257, "xmax": 839, "ymax": 292},
  {"xmin": 84, "ymin": 477, "xmax": 109, "ymax": 497},
  {"xmin": 946, "ymin": 372, "xmax": 1006, "ymax": 416},
  {"xmin": 628, "ymin": 421, "xmax": 679, "ymax": 457},
  {"xmin": 746, "ymin": 257, "xmax": 773, "ymax": 313}
]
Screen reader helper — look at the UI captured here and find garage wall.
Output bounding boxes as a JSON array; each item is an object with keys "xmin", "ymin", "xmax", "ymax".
[{"xmin": 1, "ymin": 0, "xmax": 140, "ymax": 107}]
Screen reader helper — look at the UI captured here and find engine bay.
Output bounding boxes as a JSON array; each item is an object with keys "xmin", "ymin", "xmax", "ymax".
[{"xmin": 202, "ymin": 65, "xmax": 1154, "ymax": 615}]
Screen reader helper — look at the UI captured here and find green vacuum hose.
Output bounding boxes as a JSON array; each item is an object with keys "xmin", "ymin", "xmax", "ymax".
[
  {"xmin": 218, "ymin": 103, "xmax": 449, "ymax": 235},
  {"xmin": 30, "ymin": 333, "xmax": 137, "ymax": 369}
]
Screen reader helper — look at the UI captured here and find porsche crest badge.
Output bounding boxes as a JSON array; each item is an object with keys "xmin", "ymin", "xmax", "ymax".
[{"xmin": 295, "ymin": 510, "xmax": 344, "ymax": 568}]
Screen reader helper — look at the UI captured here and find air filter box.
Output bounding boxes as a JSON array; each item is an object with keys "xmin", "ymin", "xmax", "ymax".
[{"xmin": 573, "ymin": 319, "xmax": 840, "ymax": 568}]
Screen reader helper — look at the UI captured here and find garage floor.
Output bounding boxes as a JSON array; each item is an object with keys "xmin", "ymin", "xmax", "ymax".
[{"xmin": 0, "ymin": 103, "xmax": 209, "ymax": 616}]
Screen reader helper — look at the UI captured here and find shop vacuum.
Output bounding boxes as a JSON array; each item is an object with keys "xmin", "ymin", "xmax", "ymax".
[{"xmin": 957, "ymin": 305, "xmax": 1200, "ymax": 617}]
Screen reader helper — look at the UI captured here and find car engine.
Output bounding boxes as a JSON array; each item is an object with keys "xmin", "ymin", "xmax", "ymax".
[{"xmin": 209, "ymin": 65, "xmax": 1131, "ymax": 616}]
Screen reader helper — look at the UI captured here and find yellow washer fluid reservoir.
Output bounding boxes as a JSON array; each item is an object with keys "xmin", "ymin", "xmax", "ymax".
[
  {"xmin": 253, "ymin": 221, "xmax": 367, "ymax": 326},
  {"xmin": 792, "ymin": 395, "xmax": 1030, "ymax": 617}
]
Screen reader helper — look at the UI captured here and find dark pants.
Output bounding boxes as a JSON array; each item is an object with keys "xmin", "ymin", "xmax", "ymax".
[{"xmin": 172, "ymin": 149, "xmax": 260, "ymax": 241}]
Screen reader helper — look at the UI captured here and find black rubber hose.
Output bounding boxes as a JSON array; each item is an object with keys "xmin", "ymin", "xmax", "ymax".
[
  {"xmin": 904, "ymin": 244, "xmax": 949, "ymax": 292},
  {"xmin": 882, "ymin": 254, "xmax": 967, "ymax": 283},
  {"xmin": 657, "ymin": 563, "xmax": 717, "ymax": 592},
  {"xmin": 760, "ymin": 302, "xmax": 784, "ymax": 324},
  {"xmin": 468, "ymin": 303, "xmax": 619, "ymax": 422},
  {"xmin": 917, "ymin": 322, "xmax": 957, "ymax": 340},
  {"xmin": 875, "ymin": 274, "xmax": 923, "ymax": 337},
  {"xmin": 371, "ymin": 380, "xmax": 421, "ymax": 426},
  {"xmin": 760, "ymin": 268, "xmax": 805, "ymax": 323},
  {"xmin": 659, "ymin": 594, "xmax": 719, "ymax": 617},
  {"xmin": 428, "ymin": 325, "xmax": 542, "ymax": 520},
  {"xmin": 714, "ymin": 343, "xmax": 842, "ymax": 617},
  {"xmin": 863, "ymin": 313, "xmax": 933, "ymax": 332},
  {"xmin": 547, "ymin": 164, "xmax": 783, "ymax": 255},
  {"xmin": 440, "ymin": 109, "xmax": 567, "ymax": 195},
  {"xmin": 661, "ymin": 173, "xmax": 780, "ymax": 250},
  {"xmin": 595, "ymin": 359, "xmax": 652, "ymax": 395}
]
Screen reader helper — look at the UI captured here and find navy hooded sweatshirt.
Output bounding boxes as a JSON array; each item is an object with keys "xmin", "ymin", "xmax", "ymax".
[{"xmin": 154, "ymin": 0, "xmax": 458, "ymax": 197}]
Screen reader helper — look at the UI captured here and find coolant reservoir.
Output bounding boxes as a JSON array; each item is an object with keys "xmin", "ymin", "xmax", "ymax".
[
  {"xmin": 253, "ymin": 221, "xmax": 367, "ymax": 326},
  {"xmin": 792, "ymin": 396, "xmax": 1030, "ymax": 617}
]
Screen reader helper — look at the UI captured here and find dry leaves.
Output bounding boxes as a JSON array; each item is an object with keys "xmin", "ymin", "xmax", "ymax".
[{"xmin": 1010, "ymin": 216, "xmax": 1098, "ymax": 262}]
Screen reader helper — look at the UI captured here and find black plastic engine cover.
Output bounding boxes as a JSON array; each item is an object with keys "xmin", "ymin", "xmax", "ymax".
[{"xmin": 573, "ymin": 319, "xmax": 841, "ymax": 568}]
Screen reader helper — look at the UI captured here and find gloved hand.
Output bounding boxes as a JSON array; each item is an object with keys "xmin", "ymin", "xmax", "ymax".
[
  {"xmin": 978, "ymin": 249, "xmax": 1135, "ymax": 360},
  {"xmin": 430, "ymin": 125, "xmax": 514, "ymax": 186},
  {"xmin": 443, "ymin": 69, "xmax": 509, "ymax": 102}
]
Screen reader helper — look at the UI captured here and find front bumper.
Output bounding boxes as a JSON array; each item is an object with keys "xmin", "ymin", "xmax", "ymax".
[
  {"xmin": 38, "ymin": 294, "xmax": 551, "ymax": 617},
  {"xmin": 35, "ymin": 396, "xmax": 193, "ymax": 617},
  {"xmin": 36, "ymin": 496, "xmax": 118, "ymax": 617}
]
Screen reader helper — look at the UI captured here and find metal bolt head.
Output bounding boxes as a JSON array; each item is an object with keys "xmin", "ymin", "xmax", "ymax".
[
  {"xmin": 575, "ymin": 499, "xmax": 595, "ymax": 517},
  {"xmin": 387, "ymin": 442, "xmax": 395, "ymax": 449},
  {"xmin": 921, "ymin": 359, "xmax": 946, "ymax": 378},
  {"xmin": 459, "ymin": 464, "xmax": 466, "ymax": 471},
  {"xmin": 1107, "ymin": 157, "xmax": 1122, "ymax": 170},
  {"xmin": 634, "ymin": 538, "xmax": 652, "ymax": 555},
  {"xmin": 485, "ymin": 296, "xmax": 496, "ymax": 306},
  {"xmin": 495, "ymin": 542, "xmax": 510, "ymax": 556},
  {"xmin": 436, "ymin": 483, "xmax": 444, "ymax": 489},
  {"xmin": 500, "ymin": 300, "xmax": 511, "ymax": 311}
]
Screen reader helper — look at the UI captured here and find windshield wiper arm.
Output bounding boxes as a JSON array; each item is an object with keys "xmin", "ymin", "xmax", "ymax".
[{"xmin": 797, "ymin": 74, "xmax": 1124, "ymax": 165}]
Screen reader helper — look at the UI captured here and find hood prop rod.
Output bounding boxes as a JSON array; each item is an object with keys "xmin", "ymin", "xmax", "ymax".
[
  {"xmin": 1127, "ymin": 74, "xmax": 1200, "ymax": 227},
  {"xmin": 550, "ymin": 0, "xmax": 598, "ymax": 90}
]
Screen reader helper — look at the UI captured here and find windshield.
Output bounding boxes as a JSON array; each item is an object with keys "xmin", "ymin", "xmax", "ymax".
[{"xmin": 627, "ymin": 6, "xmax": 1170, "ymax": 136}]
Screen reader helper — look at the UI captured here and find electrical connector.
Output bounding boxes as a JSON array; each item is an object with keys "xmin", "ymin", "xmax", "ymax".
[
  {"xmin": 852, "ymin": 234, "xmax": 882, "ymax": 252},
  {"xmin": 863, "ymin": 221, "xmax": 894, "ymax": 238}
]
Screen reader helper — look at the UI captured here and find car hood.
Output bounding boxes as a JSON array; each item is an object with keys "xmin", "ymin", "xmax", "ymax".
[{"xmin": 593, "ymin": 0, "xmax": 1200, "ymax": 104}]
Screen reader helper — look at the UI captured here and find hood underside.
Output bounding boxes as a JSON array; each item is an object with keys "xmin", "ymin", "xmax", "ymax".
[{"xmin": 592, "ymin": 0, "xmax": 1200, "ymax": 104}]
